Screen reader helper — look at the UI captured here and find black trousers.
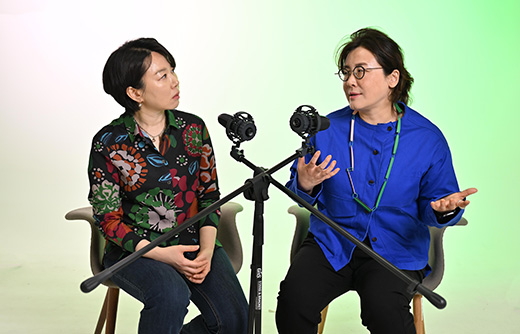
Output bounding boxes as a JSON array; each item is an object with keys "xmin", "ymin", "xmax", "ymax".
[{"xmin": 276, "ymin": 235, "xmax": 424, "ymax": 334}]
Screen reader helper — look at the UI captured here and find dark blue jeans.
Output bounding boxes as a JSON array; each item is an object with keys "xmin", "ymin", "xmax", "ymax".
[{"xmin": 104, "ymin": 247, "xmax": 248, "ymax": 334}]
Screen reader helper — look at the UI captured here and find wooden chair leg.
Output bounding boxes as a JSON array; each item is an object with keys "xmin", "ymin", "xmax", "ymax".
[
  {"xmin": 94, "ymin": 287, "xmax": 119, "ymax": 334},
  {"xmin": 105, "ymin": 287, "xmax": 119, "ymax": 334},
  {"xmin": 94, "ymin": 289, "xmax": 110, "ymax": 334},
  {"xmin": 318, "ymin": 305, "xmax": 329, "ymax": 334},
  {"xmin": 413, "ymin": 294, "xmax": 425, "ymax": 334}
]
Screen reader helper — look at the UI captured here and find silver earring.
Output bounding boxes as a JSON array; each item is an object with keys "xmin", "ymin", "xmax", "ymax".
[{"xmin": 138, "ymin": 103, "xmax": 142, "ymax": 108}]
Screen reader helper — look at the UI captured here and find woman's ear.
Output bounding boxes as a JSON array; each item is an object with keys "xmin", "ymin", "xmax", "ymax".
[
  {"xmin": 126, "ymin": 86, "xmax": 143, "ymax": 103},
  {"xmin": 387, "ymin": 69, "xmax": 400, "ymax": 89}
]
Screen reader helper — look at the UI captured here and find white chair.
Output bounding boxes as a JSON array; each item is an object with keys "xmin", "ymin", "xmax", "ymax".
[
  {"xmin": 287, "ymin": 205, "xmax": 468, "ymax": 334},
  {"xmin": 65, "ymin": 202, "xmax": 244, "ymax": 334}
]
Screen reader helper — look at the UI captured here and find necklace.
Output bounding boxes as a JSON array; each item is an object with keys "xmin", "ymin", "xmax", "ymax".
[
  {"xmin": 134, "ymin": 118, "xmax": 166, "ymax": 143},
  {"xmin": 346, "ymin": 104, "xmax": 402, "ymax": 213}
]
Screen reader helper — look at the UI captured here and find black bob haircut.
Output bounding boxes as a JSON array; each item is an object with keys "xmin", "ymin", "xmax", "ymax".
[{"xmin": 102, "ymin": 38, "xmax": 176, "ymax": 114}]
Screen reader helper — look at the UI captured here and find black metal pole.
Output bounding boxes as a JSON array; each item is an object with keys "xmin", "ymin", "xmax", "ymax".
[
  {"xmin": 269, "ymin": 177, "xmax": 447, "ymax": 309},
  {"xmin": 81, "ymin": 137, "xmax": 446, "ymax": 333},
  {"xmin": 80, "ymin": 182, "xmax": 252, "ymax": 293},
  {"xmin": 230, "ymin": 140, "xmax": 446, "ymax": 334},
  {"xmin": 247, "ymin": 200, "xmax": 265, "ymax": 334},
  {"xmin": 231, "ymin": 146, "xmax": 271, "ymax": 334}
]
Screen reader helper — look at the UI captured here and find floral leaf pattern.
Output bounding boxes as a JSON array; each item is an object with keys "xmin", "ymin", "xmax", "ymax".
[
  {"xmin": 129, "ymin": 187, "xmax": 180, "ymax": 232},
  {"xmin": 88, "ymin": 110, "xmax": 220, "ymax": 260},
  {"xmin": 108, "ymin": 143, "xmax": 148, "ymax": 192},
  {"xmin": 90, "ymin": 180, "xmax": 121, "ymax": 214},
  {"xmin": 183, "ymin": 124, "xmax": 202, "ymax": 157}
]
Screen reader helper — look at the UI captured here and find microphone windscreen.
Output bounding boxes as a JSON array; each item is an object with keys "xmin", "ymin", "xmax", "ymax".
[
  {"xmin": 218, "ymin": 113, "xmax": 233, "ymax": 128},
  {"xmin": 319, "ymin": 116, "xmax": 330, "ymax": 131}
]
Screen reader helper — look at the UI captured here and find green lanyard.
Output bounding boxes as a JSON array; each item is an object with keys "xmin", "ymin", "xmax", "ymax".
[{"xmin": 346, "ymin": 104, "xmax": 402, "ymax": 213}]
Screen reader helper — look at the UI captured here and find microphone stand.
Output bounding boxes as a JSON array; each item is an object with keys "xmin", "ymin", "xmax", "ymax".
[
  {"xmin": 80, "ymin": 136, "xmax": 446, "ymax": 334},
  {"xmin": 228, "ymin": 138, "xmax": 446, "ymax": 334},
  {"xmin": 228, "ymin": 140, "xmax": 315, "ymax": 334}
]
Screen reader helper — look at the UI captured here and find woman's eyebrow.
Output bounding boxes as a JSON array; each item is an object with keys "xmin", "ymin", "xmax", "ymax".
[{"xmin": 344, "ymin": 62, "xmax": 369, "ymax": 68}]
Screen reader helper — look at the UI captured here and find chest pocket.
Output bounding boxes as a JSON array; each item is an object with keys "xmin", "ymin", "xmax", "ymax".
[
  {"xmin": 319, "ymin": 191, "xmax": 358, "ymax": 219},
  {"xmin": 318, "ymin": 171, "xmax": 358, "ymax": 218}
]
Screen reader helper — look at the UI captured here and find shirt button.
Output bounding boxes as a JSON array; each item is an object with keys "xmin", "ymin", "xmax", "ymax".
[
  {"xmin": 372, "ymin": 237, "xmax": 377, "ymax": 242},
  {"xmin": 368, "ymin": 180, "xmax": 375, "ymax": 185},
  {"xmin": 373, "ymin": 149, "xmax": 379, "ymax": 155},
  {"xmin": 387, "ymin": 126, "xmax": 393, "ymax": 131}
]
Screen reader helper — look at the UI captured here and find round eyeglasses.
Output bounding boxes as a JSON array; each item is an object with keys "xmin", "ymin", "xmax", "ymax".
[{"xmin": 336, "ymin": 65, "xmax": 383, "ymax": 82}]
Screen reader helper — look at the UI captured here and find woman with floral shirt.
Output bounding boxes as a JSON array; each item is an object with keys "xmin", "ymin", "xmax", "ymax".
[{"xmin": 88, "ymin": 38, "xmax": 248, "ymax": 334}]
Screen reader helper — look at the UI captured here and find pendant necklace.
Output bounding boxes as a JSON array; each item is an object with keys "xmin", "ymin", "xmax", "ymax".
[{"xmin": 134, "ymin": 118, "xmax": 166, "ymax": 143}]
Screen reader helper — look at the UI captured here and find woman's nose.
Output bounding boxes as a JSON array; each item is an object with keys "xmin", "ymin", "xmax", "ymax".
[
  {"xmin": 170, "ymin": 73, "xmax": 179, "ymax": 87},
  {"xmin": 345, "ymin": 73, "xmax": 357, "ymax": 86}
]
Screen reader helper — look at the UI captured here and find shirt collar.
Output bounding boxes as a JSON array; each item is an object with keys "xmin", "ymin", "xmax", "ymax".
[
  {"xmin": 120, "ymin": 109, "xmax": 180, "ymax": 142},
  {"xmin": 165, "ymin": 109, "xmax": 180, "ymax": 129}
]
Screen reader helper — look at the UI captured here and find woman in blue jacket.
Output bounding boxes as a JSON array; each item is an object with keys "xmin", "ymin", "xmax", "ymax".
[{"xmin": 276, "ymin": 28, "xmax": 477, "ymax": 334}]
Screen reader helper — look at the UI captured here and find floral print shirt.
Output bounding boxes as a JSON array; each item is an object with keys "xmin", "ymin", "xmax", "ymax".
[{"xmin": 88, "ymin": 109, "xmax": 220, "ymax": 262}]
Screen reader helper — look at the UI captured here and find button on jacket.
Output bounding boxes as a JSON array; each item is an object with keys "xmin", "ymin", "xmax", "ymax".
[{"xmin": 286, "ymin": 103, "xmax": 463, "ymax": 272}]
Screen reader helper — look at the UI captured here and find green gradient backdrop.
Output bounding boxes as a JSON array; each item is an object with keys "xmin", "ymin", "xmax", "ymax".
[{"xmin": 0, "ymin": 0, "xmax": 518, "ymax": 332}]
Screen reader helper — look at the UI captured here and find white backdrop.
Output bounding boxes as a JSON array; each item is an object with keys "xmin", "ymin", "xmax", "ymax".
[{"xmin": 1, "ymin": 0, "xmax": 519, "ymax": 333}]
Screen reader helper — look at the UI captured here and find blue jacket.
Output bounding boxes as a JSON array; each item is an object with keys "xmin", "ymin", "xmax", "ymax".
[{"xmin": 286, "ymin": 103, "xmax": 463, "ymax": 272}]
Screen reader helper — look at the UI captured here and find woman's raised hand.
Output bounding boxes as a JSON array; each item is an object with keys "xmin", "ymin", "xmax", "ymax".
[
  {"xmin": 297, "ymin": 150, "xmax": 340, "ymax": 194},
  {"xmin": 431, "ymin": 187, "xmax": 478, "ymax": 212}
]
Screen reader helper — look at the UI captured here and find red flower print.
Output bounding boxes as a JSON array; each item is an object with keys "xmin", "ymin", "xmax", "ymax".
[
  {"xmin": 185, "ymin": 191, "xmax": 195, "ymax": 204},
  {"xmin": 175, "ymin": 192, "xmax": 184, "ymax": 208},
  {"xmin": 115, "ymin": 222, "xmax": 128, "ymax": 239},
  {"xmin": 183, "ymin": 124, "xmax": 203, "ymax": 157},
  {"xmin": 179, "ymin": 175, "xmax": 187, "ymax": 191}
]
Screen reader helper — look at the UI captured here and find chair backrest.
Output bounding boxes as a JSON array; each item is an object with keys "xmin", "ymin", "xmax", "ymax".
[
  {"xmin": 65, "ymin": 202, "xmax": 245, "ymax": 285},
  {"xmin": 65, "ymin": 206, "xmax": 106, "ymax": 278},
  {"xmin": 287, "ymin": 205, "xmax": 468, "ymax": 290},
  {"xmin": 217, "ymin": 202, "xmax": 244, "ymax": 274},
  {"xmin": 288, "ymin": 205, "xmax": 311, "ymax": 262},
  {"xmin": 422, "ymin": 217, "xmax": 467, "ymax": 290}
]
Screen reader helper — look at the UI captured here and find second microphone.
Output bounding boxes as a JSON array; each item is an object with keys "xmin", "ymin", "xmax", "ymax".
[{"xmin": 218, "ymin": 112, "xmax": 257, "ymax": 143}]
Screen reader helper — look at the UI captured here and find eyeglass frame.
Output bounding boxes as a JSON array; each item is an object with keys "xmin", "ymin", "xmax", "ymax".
[{"xmin": 335, "ymin": 65, "xmax": 383, "ymax": 82}]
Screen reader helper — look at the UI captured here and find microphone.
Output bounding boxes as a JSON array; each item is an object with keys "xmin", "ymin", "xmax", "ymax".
[
  {"xmin": 218, "ymin": 112, "xmax": 257, "ymax": 143},
  {"xmin": 290, "ymin": 105, "xmax": 330, "ymax": 138}
]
